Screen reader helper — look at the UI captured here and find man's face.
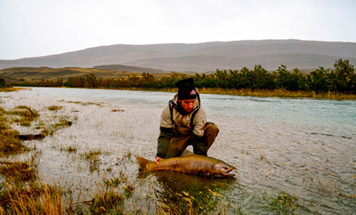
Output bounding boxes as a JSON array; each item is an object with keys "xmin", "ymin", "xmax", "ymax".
[{"xmin": 179, "ymin": 99, "xmax": 196, "ymax": 113}]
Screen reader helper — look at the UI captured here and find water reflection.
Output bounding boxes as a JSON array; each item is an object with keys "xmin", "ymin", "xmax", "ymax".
[{"xmin": 141, "ymin": 171, "xmax": 236, "ymax": 214}]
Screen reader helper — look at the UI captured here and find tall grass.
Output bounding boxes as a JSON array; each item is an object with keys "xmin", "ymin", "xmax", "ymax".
[{"xmin": 0, "ymin": 181, "xmax": 64, "ymax": 215}]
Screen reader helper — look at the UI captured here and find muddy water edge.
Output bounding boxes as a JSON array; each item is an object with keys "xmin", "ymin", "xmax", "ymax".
[{"xmin": 0, "ymin": 87, "xmax": 355, "ymax": 214}]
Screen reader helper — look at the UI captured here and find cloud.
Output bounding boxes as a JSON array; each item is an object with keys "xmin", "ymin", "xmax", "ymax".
[{"xmin": 0, "ymin": 0, "xmax": 355, "ymax": 59}]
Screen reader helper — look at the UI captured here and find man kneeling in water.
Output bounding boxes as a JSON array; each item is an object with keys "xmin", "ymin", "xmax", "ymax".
[{"xmin": 155, "ymin": 78, "xmax": 219, "ymax": 164}]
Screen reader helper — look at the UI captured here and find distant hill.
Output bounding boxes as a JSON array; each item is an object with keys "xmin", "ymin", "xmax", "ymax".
[
  {"xmin": 0, "ymin": 67, "xmax": 133, "ymax": 83},
  {"xmin": 93, "ymin": 64, "xmax": 170, "ymax": 74},
  {"xmin": 1, "ymin": 40, "xmax": 356, "ymax": 72}
]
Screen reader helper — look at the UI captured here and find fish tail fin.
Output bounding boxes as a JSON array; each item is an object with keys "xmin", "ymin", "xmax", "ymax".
[{"xmin": 136, "ymin": 156, "xmax": 151, "ymax": 169}]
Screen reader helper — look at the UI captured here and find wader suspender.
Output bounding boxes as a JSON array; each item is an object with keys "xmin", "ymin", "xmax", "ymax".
[{"xmin": 168, "ymin": 95, "xmax": 200, "ymax": 129}]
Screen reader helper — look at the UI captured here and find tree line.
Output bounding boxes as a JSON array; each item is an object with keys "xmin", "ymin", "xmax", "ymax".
[{"xmin": 12, "ymin": 59, "xmax": 356, "ymax": 94}]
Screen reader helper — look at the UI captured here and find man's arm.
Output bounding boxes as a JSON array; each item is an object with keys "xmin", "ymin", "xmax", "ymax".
[{"xmin": 191, "ymin": 108, "xmax": 208, "ymax": 156}]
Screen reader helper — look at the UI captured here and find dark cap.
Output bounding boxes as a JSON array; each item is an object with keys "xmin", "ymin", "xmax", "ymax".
[{"xmin": 176, "ymin": 78, "xmax": 197, "ymax": 100}]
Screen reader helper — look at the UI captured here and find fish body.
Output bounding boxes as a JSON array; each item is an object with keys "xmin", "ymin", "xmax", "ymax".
[{"xmin": 136, "ymin": 154, "xmax": 235, "ymax": 177}]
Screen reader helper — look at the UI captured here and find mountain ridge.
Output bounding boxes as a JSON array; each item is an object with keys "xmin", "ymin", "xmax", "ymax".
[{"xmin": 1, "ymin": 39, "xmax": 356, "ymax": 72}]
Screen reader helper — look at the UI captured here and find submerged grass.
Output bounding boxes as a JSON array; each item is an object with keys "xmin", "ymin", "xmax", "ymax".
[
  {"xmin": 81, "ymin": 150, "xmax": 102, "ymax": 172},
  {"xmin": 263, "ymin": 191, "xmax": 300, "ymax": 215},
  {"xmin": 7, "ymin": 105, "xmax": 39, "ymax": 127},
  {"xmin": 48, "ymin": 105, "xmax": 63, "ymax": 111},
  {"xmin": 41, "ymin": 117, "xmax": 72, "ymax": 136},
  {"xmin": 0, "ymin": 107, "xmax": 28, "ymax": 157},
  {"xmin": 60, "ymin": 145, "xmax": 78, "ymax": 153}
]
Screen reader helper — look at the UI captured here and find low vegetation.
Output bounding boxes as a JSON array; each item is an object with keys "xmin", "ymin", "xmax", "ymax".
[
  {"xmin": 7, "ymin": 105, "xmax": 39, "ymax": 127},
  {"xmin": 48, "ymin": 105, "xmax": 63, "ymax": 111},
  {"xmin": 5, "ymin": 58, "xmax": 356, "ymax": 99},
  {"xmin": 263, "ymin": 191, "xmax": 299, "ymax": 214},
  {"xmin": 0, "ymin": 107, "xmax": 28, "ymax": 156}
]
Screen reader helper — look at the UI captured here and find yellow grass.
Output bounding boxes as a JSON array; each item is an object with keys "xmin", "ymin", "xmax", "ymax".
[{"xmin": 0, "ymin": 87, "xmax": 24, "ymax": 92}]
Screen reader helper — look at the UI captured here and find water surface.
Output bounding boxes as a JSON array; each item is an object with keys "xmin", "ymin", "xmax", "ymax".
[{"xmin": 1, "ymin": 87, "xmax": 355, "ymax": 214}]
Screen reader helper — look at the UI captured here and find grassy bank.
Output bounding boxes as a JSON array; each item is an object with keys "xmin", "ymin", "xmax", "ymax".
[
  {"xmin": 0, "ymin": 87, "xmax": 24, "ymax": 93},
  {"xmin": 93, "ymin": 86, "xmax": 356, "ymax": 100},
  {"xmin": 3, "ymin": 85, "xmax": 356, "ymax": 100},
  {"xmin": 198, "ymin": 88, "xmax": 356, "ymax": 100}
]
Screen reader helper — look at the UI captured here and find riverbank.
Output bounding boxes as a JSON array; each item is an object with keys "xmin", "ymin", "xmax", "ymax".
[{"xmin": 108, "ymin": 87, "xmax": 356, "ymax": 100}]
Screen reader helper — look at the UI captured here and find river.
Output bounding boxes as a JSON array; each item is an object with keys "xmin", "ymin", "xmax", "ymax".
[{"xmin": 1, "ymin": 87, "xmax": 355, "ymax": 214}]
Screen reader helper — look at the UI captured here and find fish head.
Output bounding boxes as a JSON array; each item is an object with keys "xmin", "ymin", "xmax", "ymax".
[{"xmin": 212, "ymin": 162, "xmax": 236, "ymax": 177}]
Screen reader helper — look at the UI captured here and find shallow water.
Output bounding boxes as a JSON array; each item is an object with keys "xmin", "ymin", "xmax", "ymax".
[{"xmin": 1, "ymin": 87, "xmax": 355, "ymax": 214}]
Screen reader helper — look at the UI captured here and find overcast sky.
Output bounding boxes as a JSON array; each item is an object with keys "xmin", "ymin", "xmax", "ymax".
[{"xmin": 1, "ymin": 0, "xmax": 355, "ymax": 60}]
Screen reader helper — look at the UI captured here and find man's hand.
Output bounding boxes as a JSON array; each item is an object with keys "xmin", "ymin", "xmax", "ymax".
[{"xmin": 155, "ymin": 157, "xmax": 162, "ymax": 164}]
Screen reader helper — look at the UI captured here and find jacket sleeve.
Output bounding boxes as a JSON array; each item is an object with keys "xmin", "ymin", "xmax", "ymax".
[
  {"xmin": 192, "ymin": 107, "xmax": 207, "ymax": 137},
  {"xmin": 156, "ymin": 127, "xmax": 174, "ymax": 158},
  {"xmin": 160, "ymin": 105, "xmax": 173, "ymax": 128}
]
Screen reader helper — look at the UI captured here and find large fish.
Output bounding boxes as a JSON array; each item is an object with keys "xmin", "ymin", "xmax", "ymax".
[{"xmin": 136, "ymin": 154, "xmax": 236, "ymax": 177}]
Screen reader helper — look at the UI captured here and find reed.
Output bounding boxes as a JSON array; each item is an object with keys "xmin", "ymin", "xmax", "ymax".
[
  {"xmin": 0, "ymin": 160, "xmax": 37, "ymax": 182},
  {"xmin": 0, "ymin": 181, "xmax": 64, "ymax": 215}
]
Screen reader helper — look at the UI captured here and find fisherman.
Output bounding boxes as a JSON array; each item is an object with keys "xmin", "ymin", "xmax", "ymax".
[{"xmin": 155, "ymin": 78, "xmax": 219, "ymax": 164}]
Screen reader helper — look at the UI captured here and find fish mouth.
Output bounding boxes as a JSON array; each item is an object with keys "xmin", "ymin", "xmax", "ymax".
[
  {"xmin": 224, "ymin": 168, "xmax": 235, "ymax": 176},
  {"xmin": 222, "ymin": 167, "xmax": 236, "ymax": 177}
]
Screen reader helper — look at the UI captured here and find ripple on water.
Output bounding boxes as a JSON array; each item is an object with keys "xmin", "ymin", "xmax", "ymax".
[{"xmin": 1, "ymin": 87, "xmax": 355, "ymax": 214}]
